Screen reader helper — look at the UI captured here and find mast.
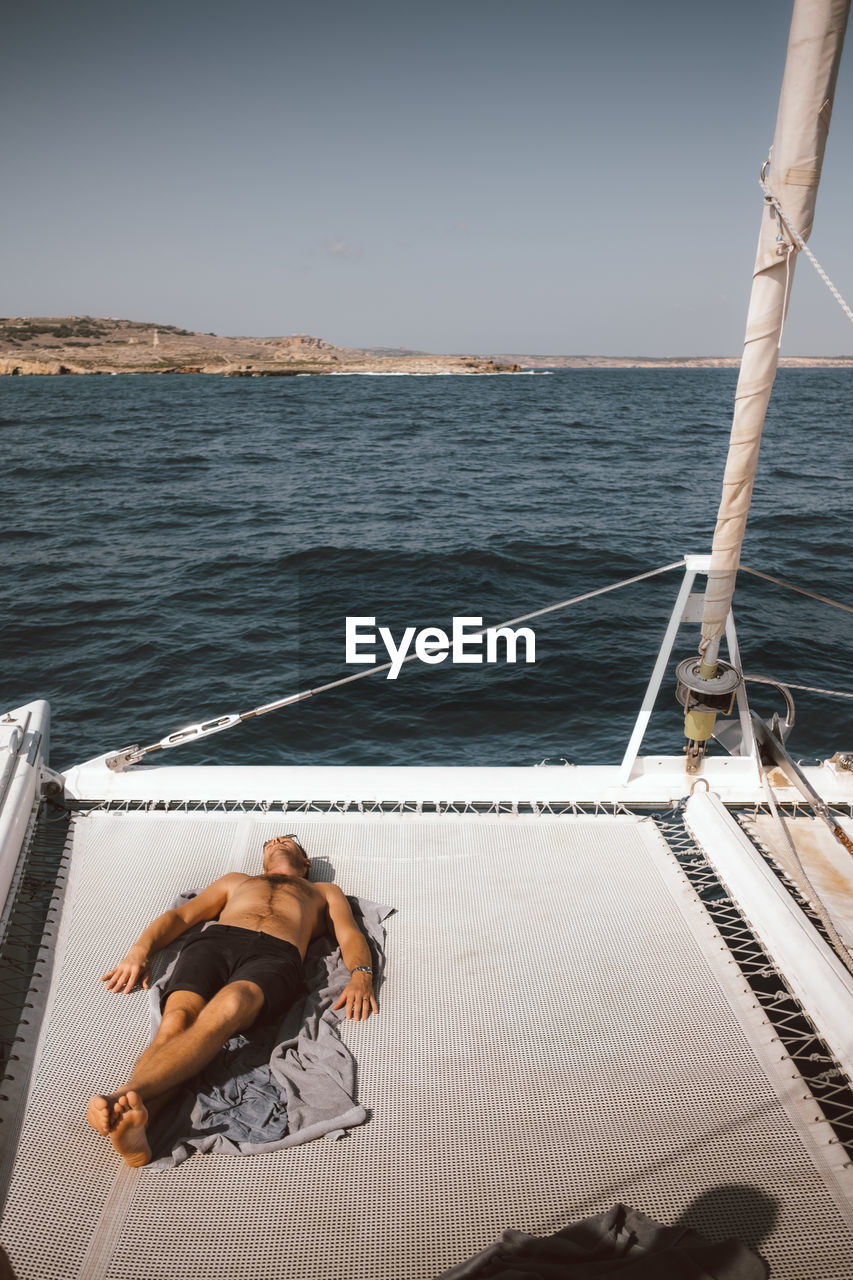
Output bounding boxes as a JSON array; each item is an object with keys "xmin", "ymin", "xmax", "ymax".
[{"xmin": 680, "ymin": 0, "xmax": 850, "ymax": 770}]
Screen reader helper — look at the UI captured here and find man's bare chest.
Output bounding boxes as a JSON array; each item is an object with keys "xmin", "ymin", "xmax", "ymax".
[{"xmin": 228, "ymin": 874, "xmax": 323, "ymax": 920}]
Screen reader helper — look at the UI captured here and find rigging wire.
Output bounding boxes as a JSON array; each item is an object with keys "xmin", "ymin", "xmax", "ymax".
[
  {"xmin": 738, "ymin": 568, "xmax": 853, "ymax": 701},
  {"xmin": 739, "ymin": 564, "xmax": 853, "ymax": 614},
  {"xmin": 110, "ymin": 559, "xmax": 687, "ymax": 766},
  {"xmin": 746, "ymin": 675, "xmax": 853, "ymax": 702},
  {"xmin": 758, "ymin": 767, "xmax": 853, "ymax": 978},
  {"xmin": 107, "ymin": 557, "xmax": 850, "ymax": 768},
  {"xmin": 245, "ymin": 559, "xmax": 690, "ymax": 715}
]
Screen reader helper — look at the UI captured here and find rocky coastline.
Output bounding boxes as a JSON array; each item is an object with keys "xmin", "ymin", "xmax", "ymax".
[
  {"xmin": 0, "ymin": 318, "xmax": 519, "ymax": 376},
  {"xmin": 1, "ymin": 317, "xmax": 850, "ymax": 376},
  {"xmin": 492, "ymin": 353, "xmax": 853, "ymax": 369}
]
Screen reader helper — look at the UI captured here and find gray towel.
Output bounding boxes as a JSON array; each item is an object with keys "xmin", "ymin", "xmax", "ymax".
[
  {"xmin": 144, "ymin": 892, "xmax": 393, "ymax": 1169},
  {"xmin": 433, "ymin": 1204, "xmax": 768, "ymax": 1279}
]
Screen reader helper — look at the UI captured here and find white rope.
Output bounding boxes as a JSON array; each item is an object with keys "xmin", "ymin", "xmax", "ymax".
[{"xmin": 760, "ymin": 172, "xmax": 853, "ymax": 328}]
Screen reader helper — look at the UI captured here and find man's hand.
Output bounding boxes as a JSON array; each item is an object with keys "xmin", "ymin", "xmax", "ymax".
[
  {"xmin": 333, "ymin": 970, "xmax": 378, "ymax": 1021},
  {"xmin": 101, "ymin": 947, "xmax": 151, "ymax": 994}
]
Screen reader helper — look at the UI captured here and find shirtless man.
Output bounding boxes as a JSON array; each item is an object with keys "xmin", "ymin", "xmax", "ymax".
[{"xmin": 86, "ymin": 834, "xmax": 377, "ymax": 1167}]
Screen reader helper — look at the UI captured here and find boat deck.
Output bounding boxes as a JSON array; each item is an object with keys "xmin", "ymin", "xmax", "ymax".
[{"xmin": 3, "ymin": 808, "xmax": 853, "ymax": 1278}]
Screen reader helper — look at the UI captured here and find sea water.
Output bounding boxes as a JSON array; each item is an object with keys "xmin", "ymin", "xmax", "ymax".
[{"xmin": 1, "ymin": 369, "xmax": 851, "ymax": 771}]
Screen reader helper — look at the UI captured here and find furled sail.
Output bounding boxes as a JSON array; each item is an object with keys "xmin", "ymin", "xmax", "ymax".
[{"xmin": 700, "ymin": 0, "xmax": 850, "ymax": 662}]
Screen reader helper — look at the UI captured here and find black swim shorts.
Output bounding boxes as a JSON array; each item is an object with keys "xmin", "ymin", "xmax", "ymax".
[{"xmin": 161, "ymin": 924, "xmax": 307, "ymax": 1024}]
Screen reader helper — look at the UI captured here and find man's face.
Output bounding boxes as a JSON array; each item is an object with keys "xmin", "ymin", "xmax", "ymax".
[{"xmin": 263, "ymin": 836, "xmax": 311, "ymax": 878}]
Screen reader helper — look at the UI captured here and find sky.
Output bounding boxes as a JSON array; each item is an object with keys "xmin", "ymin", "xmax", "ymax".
[{"xmin": 3, "ymin": 0, "xmax": 853, "ymax": 355}]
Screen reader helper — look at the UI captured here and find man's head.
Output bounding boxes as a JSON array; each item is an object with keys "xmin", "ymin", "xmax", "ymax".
[{"xmin": 262, "ymin": 834, "xmax": 311, "ymax": 878}]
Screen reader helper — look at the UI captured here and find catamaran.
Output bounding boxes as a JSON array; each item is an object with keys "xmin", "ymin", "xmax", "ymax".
[{"xmin": 2, "ymin": 1, "xmax": 853, "ymax": 1276}]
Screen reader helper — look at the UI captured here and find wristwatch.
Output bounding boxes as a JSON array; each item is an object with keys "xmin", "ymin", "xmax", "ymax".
[{"xmin": 351, "ymin": 966, "xmax": 373, "ymax": 977}]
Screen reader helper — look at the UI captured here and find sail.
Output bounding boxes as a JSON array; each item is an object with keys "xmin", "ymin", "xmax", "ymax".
[{"xmin": 700, "ymin": 0, "xmax": 850, "ymax": 658}]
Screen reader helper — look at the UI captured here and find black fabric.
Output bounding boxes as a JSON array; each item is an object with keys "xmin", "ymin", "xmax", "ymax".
[
  {"xmin": 434, "ymin": 1205, "xmax": 769, "ymax": 1279},
  {"xmin": 160, "ymin": 923, "xmax": 306, "ymax": 1024}
]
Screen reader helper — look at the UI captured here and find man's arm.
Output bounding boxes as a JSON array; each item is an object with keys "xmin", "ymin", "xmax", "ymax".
[
  {"xmin": 100, "ymin": 873, "xmax": 245, "ymax": 994},
  {"xmin": 322, "ymin": 884, "xmax": 379, "ymax": 1022}
]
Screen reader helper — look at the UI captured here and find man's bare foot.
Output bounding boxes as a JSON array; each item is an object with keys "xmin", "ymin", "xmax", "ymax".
[
  {"xmin": 86, "ymin": 1093, "xmax": 117, "ymax": 1137},
  {"xmin": 109, "ymin": 1092, "xmax": 151, "ymax": 1167}
]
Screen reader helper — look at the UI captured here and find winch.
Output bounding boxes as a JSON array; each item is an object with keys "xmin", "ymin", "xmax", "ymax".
[{"xmin": 675, "ymin": 655, "xmax": 742, "ymax": 772}]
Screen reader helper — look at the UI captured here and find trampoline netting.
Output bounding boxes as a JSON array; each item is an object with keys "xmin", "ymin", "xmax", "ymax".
[{"xmin": 2, "ymin": 809, "xmax": 853, "ymax": 1279}]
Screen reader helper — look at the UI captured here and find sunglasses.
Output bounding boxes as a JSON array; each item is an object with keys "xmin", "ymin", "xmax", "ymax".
[{"xmin": 265, "ymin": 834, "xmax": 308, "ymax": 856}]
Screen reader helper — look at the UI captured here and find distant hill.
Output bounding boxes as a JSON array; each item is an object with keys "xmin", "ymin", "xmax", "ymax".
[
  {"xmin": 2, "ymin": 317, "xmax": 849, "ymax": 375},
  {"xmin": 491, "ymin": 352, "xmax": 853, "ymax": 368},
  {"xmin": 0, "ymin": 317, "xmax": 518, "ymax": 376}
]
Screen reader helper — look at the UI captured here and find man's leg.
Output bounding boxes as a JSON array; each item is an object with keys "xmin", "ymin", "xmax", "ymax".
[
  {"xmin": 86, "ymin": 990, "xmax": 206, "ymax": 1139},
  {"xmin": 119, "ymin": 980, "xmax": 265, "ymax": 1099},
  {"xmin": 126, "ymin": 989, "xmax": 207, "ymax": 1099},
  {"xmin": 87, "ymin": 980, "xmax": 265, "ymax": 1165}
]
